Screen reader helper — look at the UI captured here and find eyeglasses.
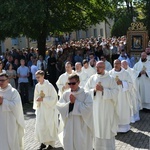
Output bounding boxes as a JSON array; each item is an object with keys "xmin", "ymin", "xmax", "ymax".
[
  {"xmin": 68, "ymin": 82, "xmax": 77, "ymax": 85},
  {"xmin": 0, "ymin": 79, "xmax": 8, "ymax": 82}
]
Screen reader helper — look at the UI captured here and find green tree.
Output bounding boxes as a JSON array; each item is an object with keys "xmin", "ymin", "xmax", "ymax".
[
  {"xmin": 135, "ymin": 0, "xmax": 150, "ymax": 35},
  {"xmin": 111, "ymin": 13, "xmax": 133, "ymax": 36},
  {"xmin": 0, "ymin": 0, "xmax": 111, "ymax": 56},
  {"xmin": 110, "ymin": 0, "xmax": 138, "ymax": 36}
]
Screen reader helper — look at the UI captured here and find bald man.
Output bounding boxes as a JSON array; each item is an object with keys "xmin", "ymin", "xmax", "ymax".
[
  {"xmin": 133, "ymin": 52, "xmax": 150, "ymax": 109},
  {"xmin": 75, "ymin": 62, "xmax": 88, "ymax": 88},
  {"xmin": 85, "ymin": 61, "xmax": 118, "ymax": 150},
  {"xmin": 121, "ymin": 60, "xmax": 141, "ymax": 122},
  {"xmin": 109, "ymin": 59, "xmax": 133, "ymax": 133}
]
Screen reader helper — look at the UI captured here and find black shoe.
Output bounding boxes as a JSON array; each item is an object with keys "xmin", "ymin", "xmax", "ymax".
[
  {"xmin": 43, "ymin": 145, "xmax": 54, "ymax": 150},
  {"xmin": 37, "ymin": 143, "xmax": 46, "ymax": 150}
]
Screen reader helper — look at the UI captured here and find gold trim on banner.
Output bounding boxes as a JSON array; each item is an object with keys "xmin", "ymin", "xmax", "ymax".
[{"xmin": 128, "ymin": 22, "xmax": 147, "ymax": 31}]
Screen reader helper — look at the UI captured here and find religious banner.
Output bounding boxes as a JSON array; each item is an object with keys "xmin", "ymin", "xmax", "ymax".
[{"xmin": 127, "ymin": 22, "xmax": 149, "ymax": 60}]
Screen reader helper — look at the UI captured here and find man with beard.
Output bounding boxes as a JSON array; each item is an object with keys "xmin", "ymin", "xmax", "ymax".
[
  {"xmin": 145, "ymin": 47, "xmax": 150, "ymax": 61},
  {"xmin": 133, "ymin": 52, "xmax": 150, "ymax": 109}
]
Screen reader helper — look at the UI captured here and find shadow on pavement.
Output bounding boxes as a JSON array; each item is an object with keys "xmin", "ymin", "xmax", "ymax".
[
  {"xmin": 131, "ymin": 110, "xmax": 150, "ymax": 132},
  {"xmin": 116, "ymin": 111, "xmax": 150, "ymax": 149},
  {"xmin": 116, "ymin": 130, "xmax": 149, "ymax": 149}
]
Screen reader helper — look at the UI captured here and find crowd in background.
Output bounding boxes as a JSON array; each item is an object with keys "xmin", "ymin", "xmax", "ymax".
[{"xmin": 0, "ymin": 35, "xmax": 144, "ymax": 104}]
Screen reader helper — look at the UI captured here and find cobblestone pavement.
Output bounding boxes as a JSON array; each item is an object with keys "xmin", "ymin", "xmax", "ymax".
[
  {"xmin": 24, "ymin": 87, "xmax": 150, "ymax": 150},
  {"xmin": 24, "ymin": 103, "xmax": 150, "ymax": 150}
]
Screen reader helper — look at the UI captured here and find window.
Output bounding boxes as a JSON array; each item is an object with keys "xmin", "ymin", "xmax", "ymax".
[
  {"xmin": 100, "ymin": 28, "xmax": 103, "ymax": 37},
  {"xmin": 11, "ymin": 38, "xmax": 18, "ymax": 45},
  {"xmin": 31, "ymin": 39, "xmax": 37, "ymax": 43},
  {"xmin": 85, "ymin": 30, "xmax": 89, "ymax": 38},
  {"xmin": 94, "ymin": 29, "xmax": 97, "ymax": 37},
  {"xmin": 77, "ymin": 30, "xmax": 82, "ymax": 39}
]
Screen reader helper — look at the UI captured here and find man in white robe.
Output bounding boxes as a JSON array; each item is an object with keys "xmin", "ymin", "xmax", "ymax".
[
  {"xmin": 133, "ymin": 52, "xmax": 150, "ymax": 109},
  {"xmin": 82, "ymin": 59, "xmax": 96, "ymax": 78},
  {"xmin": 85, "ymin": 61, "xmax": 118, "ymax": 150},
  {"xmin": 121, "ymin": 60, "xmax": 141, "ymax": 122},
  {"xmin": 109, "ymin": 59, "xmax": 133, "ymax": 133},
  {"xmin": 57, "ymin": 74, "xmax": 93, "ymax": 150},
  {"xmin": 33, "ymin": 70, "xmax": 58, "ymax": 150},
  {"xmin": 75, "ymin": 62, "xmax": 88, "ymax": 88},
  {"xmin": 100, "ymin": 55, "xmax": 112, "ymax": 71},
  {"xmin": 145, "ymin": 47, "xmax": 150, "ymax": 61},
  {"xmin": 0, "ymin": 73, "xmax": 24, "ymax": 150},
  {"xmin": 56, "ymin": 61, "xmax": 74, "ymax": 97}
]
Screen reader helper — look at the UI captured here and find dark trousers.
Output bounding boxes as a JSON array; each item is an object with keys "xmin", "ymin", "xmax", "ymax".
[
  {"xmin": 29, "ymin": 73, "xmax": 33, "ymax": 86},
  {"xmin": 20, "ymin": 82, "xmax": 29, "ymax": 104}
]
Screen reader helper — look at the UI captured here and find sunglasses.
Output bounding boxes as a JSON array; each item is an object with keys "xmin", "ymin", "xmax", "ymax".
[{"xmin": 68, "ymin": 82, "xmax": 77, "ymax": 85}]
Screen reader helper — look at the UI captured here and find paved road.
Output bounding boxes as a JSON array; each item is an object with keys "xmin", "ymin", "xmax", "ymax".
[{"xmin": 24, "ymin": 103, "xmax": 150, "ymax": 150}]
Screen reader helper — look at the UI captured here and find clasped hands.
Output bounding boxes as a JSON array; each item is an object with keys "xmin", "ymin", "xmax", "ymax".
[
  {"xmin": 140, "ymin": 70, "xmax": 146, "ymax": 75},
  {"xmin": 70, "ymin": 94, "xmax": 76, "ymax": 104},
  {"xmin": 95, "ymin": 84, "xmax": 103, "ymax": 92},
  {"xmin": 116, "ymin": 79, "xmax": 122, "ymax": 85},
  {"xmin": 37, "ymin": 97, "xmax": 43, "ymax": 102}
]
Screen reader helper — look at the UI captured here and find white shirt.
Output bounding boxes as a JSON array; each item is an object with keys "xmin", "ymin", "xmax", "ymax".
[{"xmin": 31, "ymin": 65, "xmax": 38, "ymax": 80}]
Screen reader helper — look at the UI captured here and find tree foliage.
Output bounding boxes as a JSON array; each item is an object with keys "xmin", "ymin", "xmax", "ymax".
[
  {"xmin": 110, "ymin": 0, "xmax": 138, "ymax": 36},
  {"xmin": 110, "ymin": 0, "xmax": 150, "ymax": 37},
  {"xmin": 111, "ymin": 13, "xmax": 133, "ymax": 37},
  {"xmin": 0, "ymin": 0, "xmax": 112, "ymax": 56},
  {"xmin": 134, "ymin": 0, "xmax": 150, "ymax": 35}
]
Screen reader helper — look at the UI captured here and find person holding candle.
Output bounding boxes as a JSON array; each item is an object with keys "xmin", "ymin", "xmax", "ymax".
[{"xmin": 33, "ymin": 70, "xmax": 58, "ymax": 150}]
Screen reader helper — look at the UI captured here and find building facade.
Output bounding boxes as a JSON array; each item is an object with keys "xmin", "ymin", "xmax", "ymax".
[{"xmin": 0, "ymin": 20, "xmax": 114, "ymax": 53}]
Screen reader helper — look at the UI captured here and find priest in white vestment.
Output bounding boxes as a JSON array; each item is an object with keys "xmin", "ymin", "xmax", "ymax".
[
  {"xmin": 109, "ymin": 59, "xmax": 133, "ymax": 133},
  {"xmin": 0, "ymin": 73, "xmax": 25, "ymax": 150},
  {"xmin": 121, "ymin": 60, "xmax": 141, "ymax": 122},
  {"xmin": 100, "ymin": 55, "xmax": 112, "ymax": 71},
  {"xmin": 56, "ymin": 61, "xmax": 74, "ymax": 97},
  {"xmin": 145, "ymin": 47, "xmax": 150, "ymax": 61},
  {"xmin": 57, "ymin": 74, "xmax": 93, "ymax": 150},
  {"xmin": 75, "ymin": 62, "xmax": 88, "ymax": 88},
  {"xmin": 33, "ymin": 70, "xmax": 58, "ymax": 150},
  {"xmin": 82, "ymin": 59, "xmax": 96, "ymax": 78},
  {"xmin": 85, "ymin": 61, "xmax": 118, "ymax": 150},
  {"xmin": 133, "ymin": 52, "xmax": 150, "ymax": 109}
]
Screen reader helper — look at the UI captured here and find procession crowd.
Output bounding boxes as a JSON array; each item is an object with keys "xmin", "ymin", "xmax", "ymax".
[{"xmin": 0, "ymin": 35, "xmax": 150, "ymax": 150}]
